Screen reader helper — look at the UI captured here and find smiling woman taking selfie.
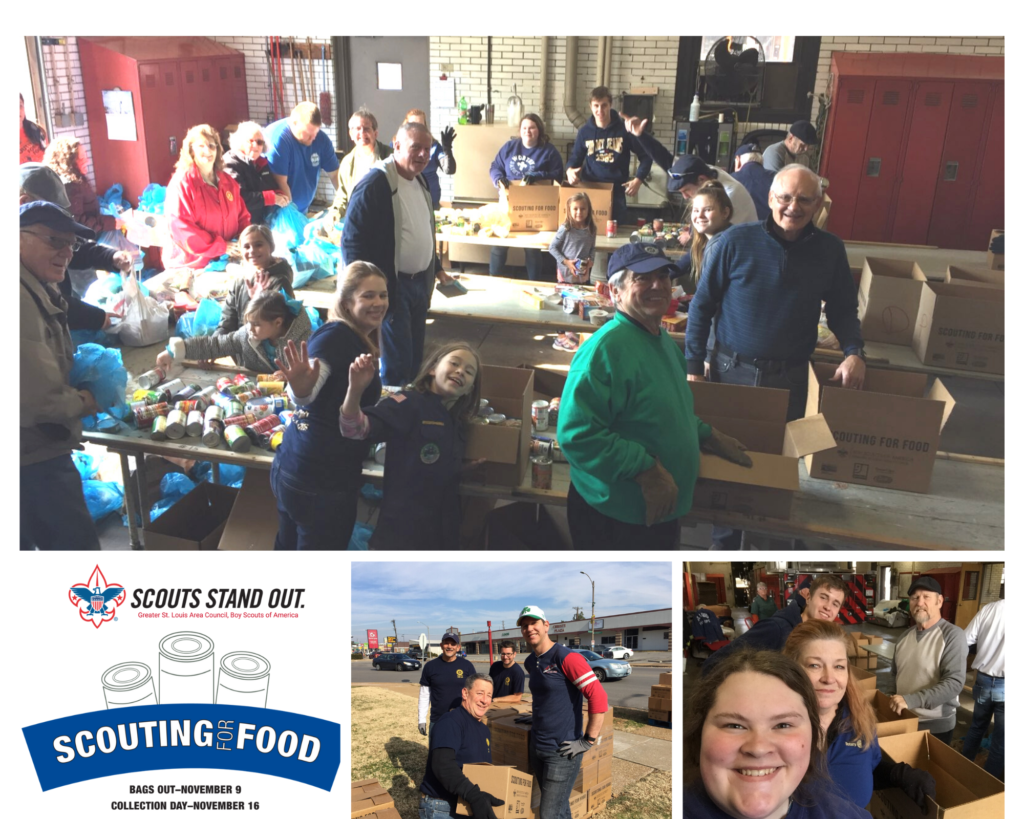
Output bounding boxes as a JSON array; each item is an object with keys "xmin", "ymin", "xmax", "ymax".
[{"xmin": 683, "ymin": 649, "xmax": 870, "ymax": 819}]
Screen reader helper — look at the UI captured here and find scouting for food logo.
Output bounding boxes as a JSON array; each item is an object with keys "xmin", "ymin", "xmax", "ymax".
[
  {"xmin": 456, "ymin": 669, "xmax": 464, "ymax": 679},
  {"xmin": 68, "ymin": 565, "xmax": 125, "ymax": 629}
]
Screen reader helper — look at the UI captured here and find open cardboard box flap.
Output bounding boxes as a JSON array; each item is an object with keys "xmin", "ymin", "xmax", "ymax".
[
  {"xmin": 692, "ymin": 380, "xmax": 790, "ymax": 422},
  {"xmin": 699, "ymin": 451, "xmax": 798, "ymax": 491},
  {"xmin": 926, "ymin": 378, "xmax": 957, "ymax": 432},
  {"xmin": 782, "ymin": 413, "xmax": 835, "ymax": 458}
]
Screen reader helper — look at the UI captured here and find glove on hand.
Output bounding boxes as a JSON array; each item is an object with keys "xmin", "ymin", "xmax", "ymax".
[
  {"xmin": 418, "ymin": 722, "xmax": 427, "ymax": 736},
  {"xmin": 890, "ymin": 762, "xmax": 936, "ymax": 813},
  {"xmin": 700, "ymin": 427, "xmax": 753, "ymax": 467},
  {"xmin": 558, "ymin": 736, "xmax": 594, "ymax": 759},
  {"xmin": 440, "ymin": 126, "xmax": 456, "ymax": 154},
  {"xmin": 513, "ymin": 714, "xmax": 533, "ymax": 725}
]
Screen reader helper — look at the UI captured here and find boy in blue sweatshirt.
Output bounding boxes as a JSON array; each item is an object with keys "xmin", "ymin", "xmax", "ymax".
[{"xmin": 566, "ymin": 86, "xmax": 652, "ymax": 225}]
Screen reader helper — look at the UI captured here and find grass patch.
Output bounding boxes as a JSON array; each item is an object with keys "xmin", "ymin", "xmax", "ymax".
[
  {"xmin": 613, "ymin": 716, "xmax": 652, "ymax": 734},
  {"xmin": 603, "ymin": 769, "xmax": 672, "ymax": 819}
]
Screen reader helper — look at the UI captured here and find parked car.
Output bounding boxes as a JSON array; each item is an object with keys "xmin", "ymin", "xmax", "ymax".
[
  {"xmin": 407, "ymin": 646, "xmax": 423, "ymax": 659},
  {"xmin": 368, "ymin": 650, "xmax": 383, "ymax": 660},
  {"xmin": 568, "ymin": 648, "xmax": 631, "ymax": 682},
  {"xmin": 373, "ymin": 653, "xmax": 422, "ymax": 671},
  {"xmin": 601, "ymin": 646, "xmax": 633, "ymax": 660}
]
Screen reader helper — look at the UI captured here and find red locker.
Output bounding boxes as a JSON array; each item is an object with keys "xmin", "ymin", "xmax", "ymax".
[
  {"xmin": 819, "ymin": 53, "xmax": 1003, "ymax": 250},
  {"xmin": 77, "ymin": 37, "xmax": 249, "ymax": 205}
]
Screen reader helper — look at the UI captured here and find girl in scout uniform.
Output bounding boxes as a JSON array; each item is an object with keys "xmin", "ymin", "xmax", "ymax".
[{"xmin": 340, "ymin": 341, "xmax": 482, "ymax": 550}]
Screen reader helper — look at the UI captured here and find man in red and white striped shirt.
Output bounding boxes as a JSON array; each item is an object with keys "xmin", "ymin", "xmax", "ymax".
[{"xmin": 516, "ymin": 605, "xmax": 609, "ymax": 819}]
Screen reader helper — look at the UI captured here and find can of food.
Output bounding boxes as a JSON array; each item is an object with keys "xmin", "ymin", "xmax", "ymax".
[
  {"xmin": 161, "ymin": 378, "xmax": 185, "ymax": 397},
  {"xmin": 653, "ymin": 218, "xmax": 664, "ymax": 232},
  {"xmin": 269, "ymin": 429, "xmax": 286, "ymax": 451},
  {"xmin": 233, "ymin": 389, "xmax": 261, "ymax": 405},
  {"xmin": 256, "ymin": 373, "xmax": 278, "ymax": 382},
  {"xmin": 202, "ymin": 418, "xmax": 224, "ymax": 448},
  {"xmin": 247, "ymin": 414, "xmax": 282, "ymax": 436},
  {"xmin": 606, "ymin": 219, "xmax": 617, "ymax": 238},
  {"xmin": 130, "ymin": 399, "xmax": 149, "ymax": 413},
  {"xmin": 224, "ymin": 412, "xmax": 258, "ymax": 428},
  {"xmin": 158, "ymin": 632, "xmax": 215, "ymax": 705},
  {"xmin": 101, "ymin": 661, "xmax": 158, "ymax": 709},
  {"xmin": 150, "ymin": 415, "xmax": 168, "ymax": 441},
  {"xmin": 233, "ymin": 373, "xmax": 250, "ymax": 385},
  {"xmin": 216, "ymin": 376, "xmax": 234, "ymax": 393},
  {"xmin": 532, "ymin": 399, "xmax": 550, "ymax": 431},
  {"xmin": 165, "ymin": 409, "xmax": 187, "ymax": 439},
  {"xmin": 549, "ymin": 396, "xmax": 561, "ymax": 426},
  {"xmin": 488, "ymin": 413, "xmax": 507, "ymax": 424},
  {"xmin": 259, "ymin": 381, "xmax": 285, "ymax": 395},
  {"xmin": 133, "ymin": 402, "xmax": 170, "ymax": 427},
  {"xmin": 530, "ymin": 438, "xmax": 553, "ymax": 458},
  {"xmin": 224, "ymin": 400, "xmax": 244, "ymax": 418},
  {"xmin": 171, "ymin": 385, "xmax": 196, "ymax": 402},
  {"xmin": 531, "ymin": 456, "xmax": 553, "ymax": 489},
  {"xmin": 636, "ymin": 217, "xmax": 646, "ymax": 229},
  {"xmin": 136, "ymin": 367, "xmax": 166, "ymax": 390},
  {"xmin": 175, "ymin": 399, "xmax": 198, "ymax": 414},
  {"xmin": 279, "ymin": 410, "xmax": 294, "ymax": 426},
  {"xmin": 215, "ymin": 651, "xmax": 272, "ymax": 708},
  {"xmin": 224, "ymin": 424, "xmax": 251, "ymax": 452},
  {"xmin": 193, "ymin": 386, "xmax": 218, "ymax": 409},
  {"xmin": 551, "ymin": 441, "xmax": 567, "ymax": 463},
  {"xmin": 186, "ymin": 409, "xmax": 204, "ymax": 437},
  {"xmin": 132, "ymin": 388, "xmax": 162, "ymax": 404}
]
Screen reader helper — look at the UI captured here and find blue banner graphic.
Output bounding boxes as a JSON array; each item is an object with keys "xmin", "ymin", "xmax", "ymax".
[{"xmin": 22, "ymin": 704, "xmax": 340, "ymax": 792}]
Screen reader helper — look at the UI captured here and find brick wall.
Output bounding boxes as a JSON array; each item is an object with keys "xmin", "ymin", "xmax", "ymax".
[{"xmin": 36, "ymin": 37, "xmax": 93, "ymax": 188}]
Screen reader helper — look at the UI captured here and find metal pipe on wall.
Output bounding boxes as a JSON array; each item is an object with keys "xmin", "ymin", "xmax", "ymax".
[
  {"xmin": 539, "ymin": 36, "xmax": 549, "ymax": 124},
  {"xmin": 563, "ymin": 37, "xmax": 586, "ymax": 129},
  {"xmin": 603, "ymin": 37, "xmax": 612, "ymax": 88},
  {"xmin": 596, "ymin": 36, "xmax": 606, "ymax": 89}
]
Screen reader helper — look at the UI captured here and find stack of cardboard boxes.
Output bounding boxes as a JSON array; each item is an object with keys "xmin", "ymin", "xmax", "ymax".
[
  {"xmin": 352, "ymin": 778, "xmax": 398, "ymax": 819},
  {"xmin": 648, "ymin": 672, "xmax": 672, "ymax": 724},
  {"xmin": 846, "ymin": 631, "xmax": 884, "ymax": 670}
]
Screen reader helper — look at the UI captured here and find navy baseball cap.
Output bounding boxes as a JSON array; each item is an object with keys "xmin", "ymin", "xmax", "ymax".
[
  {"xmin": 607, "ymin": 243, "xmax": 680, "ymax": 283},
  {"xmin": 441, "ymin": 632, "xmax": 461, "ymax": 644},
  {"xmin": 907, "ymin": 576, "xmax": 943, "ymax": 596},
  {"xmin": 789, "ymin": 120, "xmax": 818, "ymax": 145},
  {"xmin": 735, "ymin": 143, "xmax": 760, "ymax": 158},
  {"xmin": 20, "ymin": 200, "xmax": 94, "ymax": 239},
  {"xmin": 667, "ymin": 154, "xmax": 714, "ymax": 192}
]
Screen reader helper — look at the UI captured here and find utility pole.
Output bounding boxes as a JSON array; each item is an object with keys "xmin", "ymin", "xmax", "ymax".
[
  {"xmin": 580, "ymin": 572, "xmax": 595, "ymax": 651},
  {"xmin": 392, "ymin": 619, "xmax": 398, "ymax": 641}
]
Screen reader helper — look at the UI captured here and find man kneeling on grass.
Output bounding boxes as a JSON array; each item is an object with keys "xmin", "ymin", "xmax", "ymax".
[{"xmin": 418, "ymin": 673, "xmax": 505, "ymax": 819}]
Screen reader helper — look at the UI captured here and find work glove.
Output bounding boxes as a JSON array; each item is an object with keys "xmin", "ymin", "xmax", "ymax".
[
  {"xmin": 558, "ymin": 736, "xmax": 594, "ymax": 760},
  {"xmin": 440, "ymin": 126, "xmax": 456, "ymax": 155},
  {"xmin": 890, "ymin": 762, "xmax": 936, "ymax": 813},
  {"xmin": 522, "ymin": 174, "xmax": 537, "ymax": 185},
  {"xmin": 513, "ymin": 714, "xmax": 533, "ymax": 725},
  {"xmin": 465, "ymin": 785, "xmax": 504, "ymax": 819},
  {"xmin": 498, "ymin": 177, "xmax": 511, "ymax": 190},
  {"xmin": 634, "ymin": 456, "xmax": 679, "ymax": 526},
  {"xmin": 418, "ymin": 722, "xmax": 427, "ymax": 736},
  {"xmin": 701, "ymin": 427, "xmax": 753, "ymax": 467}
]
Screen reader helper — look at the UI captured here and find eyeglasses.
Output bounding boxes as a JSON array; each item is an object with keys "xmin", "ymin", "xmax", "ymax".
[
  {"xmin": 773, "ymin": 193, "xmax": 820, "ymax": 207},
  {"xmin": 250, "ymin": 138, "xmax": 265, "ymax": 146},
  {"xmin": 21, "ymin": 230, "xmax": 82, "ymax": 252}
]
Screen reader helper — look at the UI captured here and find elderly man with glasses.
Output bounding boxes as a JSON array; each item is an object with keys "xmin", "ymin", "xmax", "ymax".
[
  {"xmin": 488, "ymin": 640, "xmax": 525, "ymax": 703},
  {"xmin": 20, "ymin": 201, "xmax": 102, "ymax": 550},
  {"xmin": 685, "ymin": 165, "xmax": 865, "ymax": 548}
]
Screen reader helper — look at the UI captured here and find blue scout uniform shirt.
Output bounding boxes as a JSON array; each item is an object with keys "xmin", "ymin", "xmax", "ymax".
[
  {"xmin": 419, "ymin": 705, "xmax": 492, "ymax": 813},
  {"xmin": 827, "ymin": 711, "xmax": 882, "ymax": 808},
  {"xmin": 364, "ymin": 390, "xmax": 466, "ymax": 549},
  {"xmin": 525, "ymin": 643, "xmax": 586, "ymax": 751},
  {"xmin": 420, "ymin": 657, "xmax": 478, "ymax": 722},
  {"xmin": 488, "ymin": 661, "xmax": 526, "ymax": 699},
  {"xmin": 274, "ymin": 322, "xmax": 379, "ymax": 491},
  {"xmin": 684, "ymin": 781, "xmax": 871, "ymax": 819},
  {"xmin": 264, "ymin": 118, "xmax": 340, "ymax": 214}
]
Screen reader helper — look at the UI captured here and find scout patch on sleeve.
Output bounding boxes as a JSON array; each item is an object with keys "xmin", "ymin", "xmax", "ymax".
[{"xmin": 420, "ymin": 443, "xmax": 441, "ymax": 464}]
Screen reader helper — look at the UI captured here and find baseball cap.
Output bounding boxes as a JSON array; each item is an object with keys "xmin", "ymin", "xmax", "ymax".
[
  {"xmin": 441, "ymin": 631, "xmax": 461, "ymax": 644},
  {"xmin": 667, "ymin": 154, "xmax": 714, "ymax": 192},
  {"xmin": 789, "ymin": 120, "xmax": 818, "ymax": 145},
  {"xmin": 735, "ymin": 143, "xmax": 760, "ymax": 158},
  {"xmin": 607, "ymin": 243, "xmax": 680, "ymax": 285},
  {"xmin": 907, "ymin": 576, "xmax": 942, "ymax": 596},
  {"xmin": 19, "ymin": 163, "xmax": 72, "ymax": 209},
  {"xmin": 517, "ymin": 605, "xmax": 547, "ymax": 626},
  {"xmin": 20, "ymin": 200, "xmax": 94, "ymax": 239}
]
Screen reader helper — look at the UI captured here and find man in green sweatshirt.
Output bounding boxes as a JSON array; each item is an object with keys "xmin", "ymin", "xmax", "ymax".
[
  {"xmin": 557, "ymin": 244, "xmax": 752, "ymax": 550},
  {"xmin": 750, "ymin": 582, "xmax": 778, "ymax": 621}
]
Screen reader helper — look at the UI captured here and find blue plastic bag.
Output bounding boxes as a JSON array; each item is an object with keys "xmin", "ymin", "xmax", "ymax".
[
  {"xmin": 203, "ymin": 255, "xmax": 229, "ymax": 272},
  {"xmin": 348, "ymin": 522, "xmax": 373, "ymax": 550},
  {"xmin": 83, "ymin": 480, "xmax": 125, "ymax": 522},
  {"xmin": 99, "ymin": 184, "xmax": 130, "ymax": 216},
  {"xmin": 72, "ymin": 450, "xmax": 99, "ymax": 480},
  {"xmin": 97, "ymin": 229, "xmax": 140, "ymax": 257},
  {"xmin": 71, "ymin": 329, "xmax": 117, "ymax": 349},
  {"xmin": 192, "ymin": 461, "xmax": 246, "ymax": 489},
  {"xmin": 193, "ymin": 299, "xmax": 223, "ymax": 336},
  {"xmin": 69, "ymin": 344, "xmax": 129, "ymax": 421},
  {"xmin": 149, "ymin": 473, "xmax": 198, "ymax": 521},
  {"xmin": 306, "ymin": 306, "xmax": 323, "ymax": 332},
  {"xmin": 138, "ymin": 183, "xmax": 167, "ymax": 215},
  {"xmin": 292, "ymin": 242, "xmax": 335, "ymax": 286},
  {"xmin": 175, "ymin": 312, "xmax": 195, "ymax": 338},
  {"xmin": 268, "ymin": 204, "xmax": 311, "ymax": 249}
]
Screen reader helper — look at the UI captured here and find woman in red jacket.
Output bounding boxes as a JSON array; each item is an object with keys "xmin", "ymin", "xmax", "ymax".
[
  {"xmin": 20, "ymin": 93, "xmax": 47, "ymax": 164},
  {"xmin": 164, "ymin": 124, "xmax": 251, "ymax": 270}
]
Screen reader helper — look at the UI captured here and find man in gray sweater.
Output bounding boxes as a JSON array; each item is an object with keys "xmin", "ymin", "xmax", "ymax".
[{"xmin": 890, "ymin": 575, "xmax": 968, "ymax": 744}]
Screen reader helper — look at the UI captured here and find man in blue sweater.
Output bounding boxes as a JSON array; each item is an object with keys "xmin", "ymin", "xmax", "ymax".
[
  {"xmin": 566, "ymin": 86, "xmax": 653, "ymax": 225},
  {"xmin": 731, "ymin": 143, "xmax": 774, "ymax": 221}
]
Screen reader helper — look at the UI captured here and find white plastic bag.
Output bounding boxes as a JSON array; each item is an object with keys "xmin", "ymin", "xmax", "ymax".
[{"xmin": 117, "ymin": 271, "xmax": 170, "ymax": 347}]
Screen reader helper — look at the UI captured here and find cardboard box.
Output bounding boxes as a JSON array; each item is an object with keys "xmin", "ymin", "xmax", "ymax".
[
  {"xmin": 362, "ymin": 810, "xmax": 401, "ymax": 819},
  {"xmin": 658, "ymin": 672, "xmax": 673, "ymax": 687},
  {"xmin": 352, "ymin": 780, "xmax": 395, "ymax": 818},
  {"xmin": 557, "ymin": 182, "xmax": 614, "ymax": 230},
  {"xmin": 649, "ymin": 684, "xmax": 671, "ymax": 698},
  {"xmin": 804, "ymin": 362, "xmax": 955, "ymax": 494},
  {"xmin": 466, "ymin": 365, "xmax": 534, "ymax": 486},
  {"xmin": 873, "ymin": 731, "xmax": 1004, "ymax": 819},
  {"xmin": 867, "ymin": 691, "xmax": 920, "ymax": 738},
  {"xmin": 483, "ymin": 707, "xmax": 521, "ymax": 727},
  {"xmin": 912, "ymin": 283, "xmax": 1005, "ymax": 374},
  {"xmin": 857, "ymin": 257, "xmax": 928, "ymax": 346},
  {"xmin": 846, "ymin": 631, "xmax": 883, "ymax": 668},
  {"xmin": 850, "ymin": 663, "xmax": 876, "ymax": 694},
  {"xmin": 143, "ymin": 482, "xmax": 238, "ymax": 550},
  {"xmin": 500, "ymin": 181, "xmax": 560, "ymax": 231},
  {"xmin": 569, "ymin": 788, "xmax": 590, "ymax": 819},
  {"xmin": 689, "ymin": 381, "xmax": 836, "ymax": 519},
  {"xmin": 987, "ymin": 229, "xmax": 1004, "ymax": 270},
  {"xmin": 588, "ymin": 780, "xmax": 613, "ymax": 812},
  {"xmin": 945, "ymin": 264, "xmax": 1004, "ymax": 289},
  {"xmin": 851, "ymin": 656, "xmax": 878, "ymax": 671},
  {"xmin": 648, "ymin": 697, "xmax": 672, "ymax": 712},
  {"xmin": 455, "ymin": 764, "xmax": 534, "ymax": 818},
  {"xmin": 649, "ymin": 708, "xmax": 671, "ymax": 723},
  {"xmin": 490, "ymin": 716, "xmax": 531, "ymax": 757},
  {"xmin": 574, "ymin": 759, "xmax": 600, "ymax": 793},
  {"xmin": 589, "ymin": 736, "xmax": 614, "ymax": 762},
  {"xmin": 218, "ymin": 469, "xmax": 278, "ymax": 550}
]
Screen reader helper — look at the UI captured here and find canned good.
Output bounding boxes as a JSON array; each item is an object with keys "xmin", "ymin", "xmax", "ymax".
[
  {"xmin": 101, "ymin": 661, "xmax": 158, "ymax": 709},
  {"xmin": 216, "ymin": 651, "xmax": 272, "ymax": 708},
  {"xmin": 258, "ymin": 381, "xmax": 285, "ymax": 395},
  {"xmin": 224, "ymin": 424, "xmax": 251, "ymax": 452},
  {"xmin": 202, "ymin": 417, "xmax": 224, "ymax": 448},
  {"xmin": 233, "ymin": 373, "xmax": 251, "ymax": 385},
  {"xmin": 186, "ymin": 410, "xmax": 204, "ymax": 437},
  {"xmin": 228, "ymin": 382, "xmax": 258, "ymax": 396},
  {"xmin": 137, "ymin": 367, "xmax": 166, "ymax": 389},
  {"xmin": 175, "ymin": 399, "xmax": 199, "ymax": 414},
  {"xmin": 256, "ymin": 373, "xmax": 278, "ymax": 382},
  {"xmin": 224, "ymin": 412, "xmax": 258, "ymax": 428},
  {"xmin": 158, "ymin": 632, "xmax": 215, "ymax": 704},
  {"xmin": 216, "ymin": 377, "xmax": 234, "ymax": 393},
  {"xmin": 171, "ymin": 385, "xmax": 196, "ymax": 402},
  {"xmin": 551, "ymin": 441, "xmax": 567, "ymax": 463},
  {"xmin": 606, "ymin": 219, "xmax": 617, "ymax": 238},
  {"xmin": 530, "ymin": 438, "xmax": 553, "ymax": 458},
  {"xmin": 150, "ymin": 415, "xmax": 168, "ymax": 441},
  {"xmin": 233, "ymin": 389, "xmax": 261, "ymax": 405},
  {"xmin": 165, "ymin": 409, "xmax": 187, "ymax": 439},
  {"xmin": 636, "ymin": 217, "xmax": 647, "ymax": 228},
  {"xmin": 532, "ymin": 399, "xmax": 550, "ymax": 431},
  {"xmin": 161, "ymin": 378, "xmax": 185, "ymax": 397},
  {"xmin": 193, "ymin": 386, "xmax": 218, "ymax": 410},
  {"xmin": 269, "ymin": 429, "xmax": 285, "ymax": 451},
  {"xmin": 227, "ymin": 401, "xmax": 244, "ymax": 418},
  {"xmin": 278, "ymin": 410, "xmax": 294, "ymax": 427},
  {"xmin": 549, "ymin": 396, "xmax": 561, "ymax": 426},
  {"xmin": 132, "ymin": 389, "xmax": 161, "ymax": 404},
  {"xmin": 247, "ymin": 414, "xmax": 282, "ymax": 436},
  {"xmin": 653, "ymin": 218, "xmax": 664, "ymax": 232},
  {"xmin": 531, "ymin": 456, "xmax": 553, "ymax": 490},
  {"xmin": 133, "ymin": 402, "xmax": 170, "ymax": 427}
]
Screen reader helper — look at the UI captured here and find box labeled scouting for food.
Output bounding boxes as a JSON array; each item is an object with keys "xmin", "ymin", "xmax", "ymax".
[
  {"xmin": 500, "ymin": 180, "xmax": 560, "ymax": 231},
  {"xmin": 912, "ymin": 283, "xmax": 1004, "ymax": 374}
]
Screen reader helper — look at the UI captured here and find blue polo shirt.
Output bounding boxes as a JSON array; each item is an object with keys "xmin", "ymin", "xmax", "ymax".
[
  {"xmin": 264, "ymin": 118, "xmax": 340, "ymax": 214},
  {"xmin": 420, "ymin": 705, "xmax": 492, "ymax": 813},
  {"xmin": 488, "ymin": 661, "xmax": 526, "ymax": 699},
  {"xmin": 420, "ymin": 656, "xmax": 477, "ymax": 722},
  {"xmin": 827, "ymin": 714, "xmax": 881, "ymax": 808}
]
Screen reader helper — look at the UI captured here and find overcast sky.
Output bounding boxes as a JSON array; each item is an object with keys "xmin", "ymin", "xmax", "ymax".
[{"xmin": 351, "ymin": 562, "xmax": 672, "ymax": 643}]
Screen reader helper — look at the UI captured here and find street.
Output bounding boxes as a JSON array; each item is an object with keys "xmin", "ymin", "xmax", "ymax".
[{"xmin": 351, "ymin": 661, "xmax": 669, "ymax": 709}]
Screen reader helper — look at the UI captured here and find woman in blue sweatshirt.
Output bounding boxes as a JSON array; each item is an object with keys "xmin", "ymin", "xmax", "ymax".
[{"xmin": 489, "ymin": 114, "xmax": 564, "ymax": 281}]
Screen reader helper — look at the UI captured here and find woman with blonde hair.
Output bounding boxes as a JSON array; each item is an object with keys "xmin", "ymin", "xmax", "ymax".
[
  {"xmin": 43, "ymin": 137, "xmax": 114, "ymax": 233},
  {"xmin": 223, "ymin": 121, "xmax": 290, "ymax": 224},
  {"xmin": 271, "ymin": 261, "xmax": 389, "ymax": 550},
  {"xmin": 783, "ymin": 620, "xmax": 936, "ymax": 810},
  {"xmin": 164, "ymin": 124, "xmax": 251, "ymax": 269}
]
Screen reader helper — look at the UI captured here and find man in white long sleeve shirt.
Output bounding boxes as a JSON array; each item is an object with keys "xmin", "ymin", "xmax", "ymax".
[
  {"xmin": 418, "ymin": 632, "xmax": 476, "ymax": 739},
  {"xmin": 961, "ymin": 598, "xmax": 1004, "ymax": 780}
]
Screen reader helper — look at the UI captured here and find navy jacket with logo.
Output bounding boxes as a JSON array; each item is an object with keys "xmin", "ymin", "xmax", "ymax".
[{"xmin": 525, "ymin": 643, "xmax": 608, "ymax": 751}]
